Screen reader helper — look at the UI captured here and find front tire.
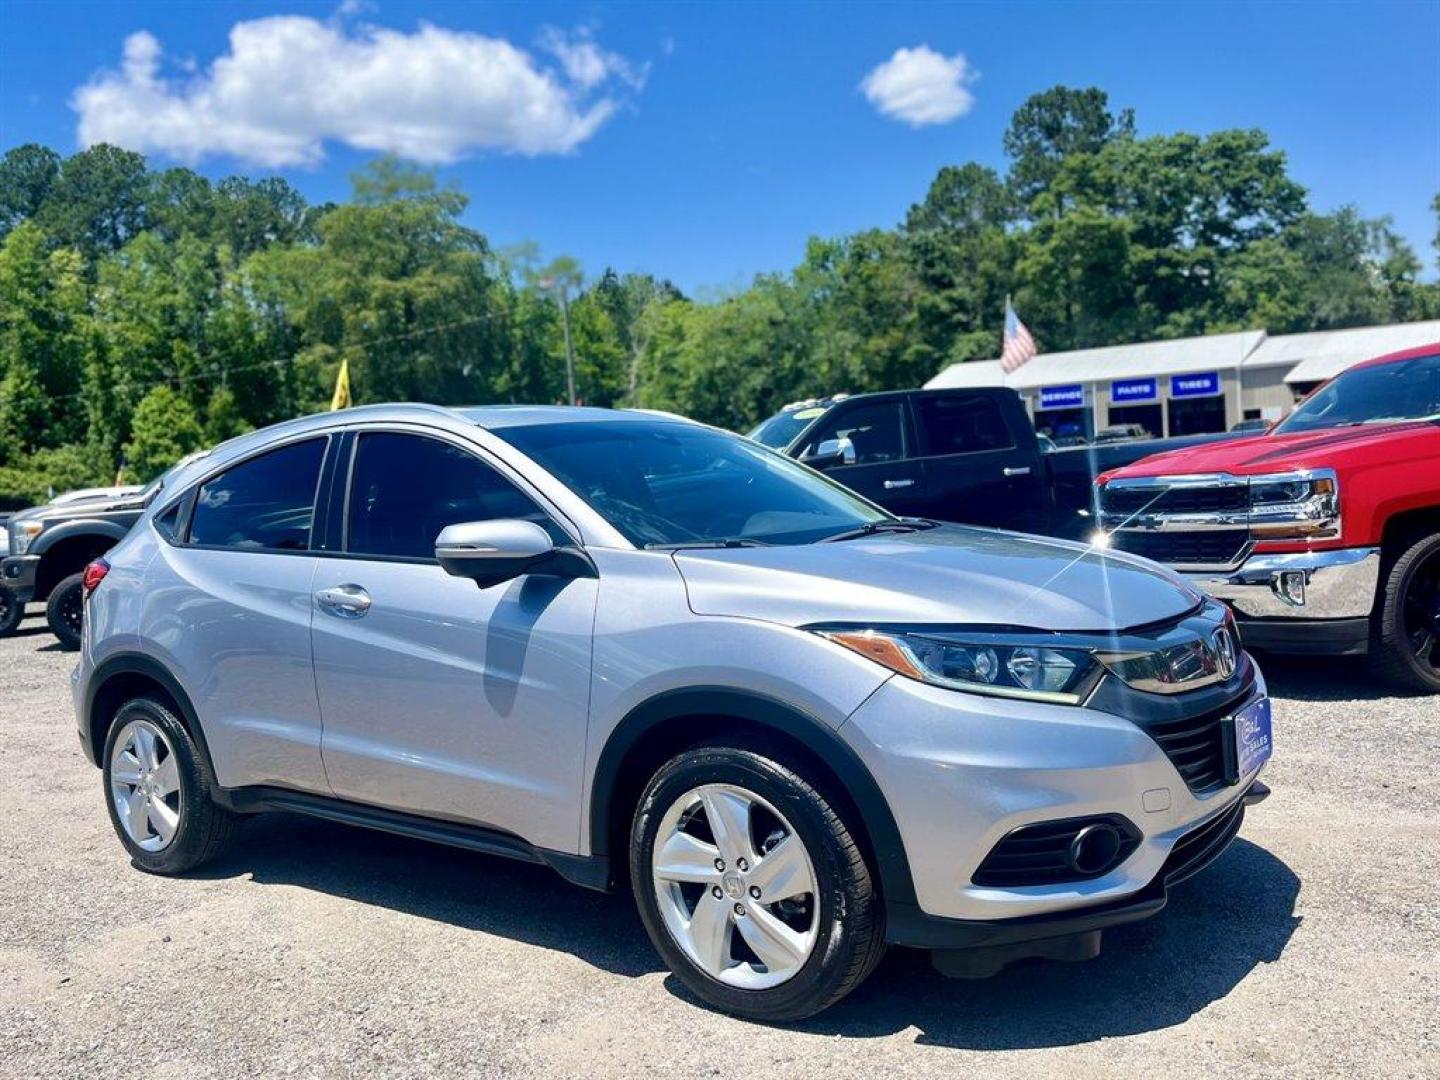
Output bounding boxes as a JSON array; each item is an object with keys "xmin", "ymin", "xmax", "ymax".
[
  {"xmin": 45, "ymin": 571, "xmax": 85, "ymax": 651},
  {"xmin": 0, "ymin": 585, "xmax": 20, "ymax": 637},
  {"xmin": 101, "ymin": 697, "xmax": 237, "ymax": 874},
  {"xmin": 1370, "ymin": 532, "xmax": 1440, "ymax": 693},
  {"xmin": 630, "ymin": 742, "xmax": 885, "ymax": 1021}
]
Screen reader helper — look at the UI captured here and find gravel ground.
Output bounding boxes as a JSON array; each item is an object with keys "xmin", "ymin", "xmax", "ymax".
[{"xmin": 1, "ymin": 610, "xmax": 1436, "ymax": 1080}]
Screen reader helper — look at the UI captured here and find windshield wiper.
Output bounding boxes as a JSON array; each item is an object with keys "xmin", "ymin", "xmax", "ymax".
[
  {"xmin": 819, "ymin": 518, "xmax": 939, "ymax": 543},
  {"xmin": 645, "ymin": 538, "xmax": 771, "ymax": 550}
]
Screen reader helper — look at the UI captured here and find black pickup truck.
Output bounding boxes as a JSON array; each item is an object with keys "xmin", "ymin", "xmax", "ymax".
[
  {"xmin": 748, "ymin": 388, "xmax": 1242, "ymax": 540},
  {"xmin": 0, "ymin": 456, "xmax": 204, "ymax": 648}
]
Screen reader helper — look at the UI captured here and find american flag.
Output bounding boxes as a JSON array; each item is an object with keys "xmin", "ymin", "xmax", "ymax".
[{"xmin": 1000, "ymin": 298, "xmax": 1038, "ymax": 374}]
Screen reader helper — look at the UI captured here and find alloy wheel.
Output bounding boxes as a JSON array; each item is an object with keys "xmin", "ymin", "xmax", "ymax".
[
  {"xmin": 1402, "ymin": 546, "xmax": 1440, "ymax": 674},
  {"xmin": 109, "ymin": 719, "xmax": 183, "ymax": 852},
  {"xmin": 59, "ymin": 586, "xmax": 83, "ymax": 637},
  {"xmin": 651, "ymin": 783, "xmax": 819, "ymax": 990}
]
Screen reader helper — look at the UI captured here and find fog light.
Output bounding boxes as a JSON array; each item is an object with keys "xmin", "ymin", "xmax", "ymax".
[
  {"xmin": 1068, "ymin": 823, "xmax": 1124, "ymax": 875},
  {"xmin": 1271, "ymin": 569, "xmax": 1306, "ymax": 606}
]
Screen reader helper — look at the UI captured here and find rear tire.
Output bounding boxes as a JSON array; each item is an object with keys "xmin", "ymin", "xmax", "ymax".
[
  {"xmin": 1369, "ymin": 531, "xmax": 1440, "ymax": 693},
  {"xmin": 0, "ymin": 585, "xmax": 20, "ymax": 637},
  {"xmin": 101, "ymin": 696, "xmax": 238, "ymax": 874},
  {"xmin": 45, "ymin": 572, "xmax": 85, "ymax": 651},
  {"xmin": 630, "ymin": 741, "xmax": 885, "ymax": 1022}
]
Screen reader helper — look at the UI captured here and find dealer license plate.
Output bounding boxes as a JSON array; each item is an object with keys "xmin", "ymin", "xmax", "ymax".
[{"xmin": 1234, "ymin": 697, "xmax": 1273, "ymax": 777}]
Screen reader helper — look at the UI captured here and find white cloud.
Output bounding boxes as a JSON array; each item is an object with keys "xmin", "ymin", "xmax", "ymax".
[
  {"xmin": 859, "ymin": 46, "xmax": 976, "ymax": 127},
  {"xmin": 538, "ymin": 26, "xmax": 647, "ymax": 91},
  {"xmin": 73, "ymin": 16, "xmax": 642, "ymax": 167}
]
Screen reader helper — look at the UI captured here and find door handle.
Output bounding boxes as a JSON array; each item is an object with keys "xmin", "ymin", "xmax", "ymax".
[
  {"xmin": 882, "ymin": 478, "xmax": 916, "ymax": 490},
  {"xmin": 315, "ymin": 584, "xmax": 372, "ymax": 618},
  {"xmin": 1002, "ymin": 466, "xmax": 1033, "ymax": 477}
]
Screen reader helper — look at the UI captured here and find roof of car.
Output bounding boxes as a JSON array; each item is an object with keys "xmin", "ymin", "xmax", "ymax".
[
  {"xmin": 455, "ymin": 404, "xmax": 692, "ymax": 429},
  {"xmin": 1348, "ymin": 341, "xmax": 1440, "ymax": 372}
]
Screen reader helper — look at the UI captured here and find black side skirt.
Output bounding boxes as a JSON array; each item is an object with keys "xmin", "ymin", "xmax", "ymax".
[{"xmin": 215, "ymin": 785, "xmax": 611, "ymax": 892}]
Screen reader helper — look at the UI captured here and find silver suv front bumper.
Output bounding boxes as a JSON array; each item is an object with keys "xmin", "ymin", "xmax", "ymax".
[{"xmin": 1183, "ymin": 546, "xmax": 1380, "ymax": 620}]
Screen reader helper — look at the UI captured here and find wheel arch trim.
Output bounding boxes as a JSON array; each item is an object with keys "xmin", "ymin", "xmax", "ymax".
[
  {"xmin": 588, "ymin": 686, "xmax": 918, "ymax": 908},
  {"xmin": 83, "ymin": 652, "xmax": 213, "ymax": 775},
  {"xmin": 30, "ymin": 519, "xmax": 129, "ymax": 557}
]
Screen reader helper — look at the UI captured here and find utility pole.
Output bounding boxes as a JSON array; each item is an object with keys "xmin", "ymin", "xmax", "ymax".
[{"xmin": 542, "ymin": 276, "xmax": 578, "ymax": 405}]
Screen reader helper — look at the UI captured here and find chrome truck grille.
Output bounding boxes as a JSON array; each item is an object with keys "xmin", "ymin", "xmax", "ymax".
[
  {"xmin": 1097, "ymin": 474, "xmax": 1252, "ymax": 570},
  {"xmin": 1096, "ymin": 469, "xmax": 1341, "ymax": 571}
]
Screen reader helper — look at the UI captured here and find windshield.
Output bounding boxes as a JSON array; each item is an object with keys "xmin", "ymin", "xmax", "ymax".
[
  {"xmin": 137, "ymin": 472, "xmax": 167, "ymax": 501},
  {"xmin": 746, "ymin": 406, "xmax": 827, "ymax": 450},
  {"xmin": 497, "ymin": 419, "xmax": 890, "ymax": 547},
  {"xmin": 1275, "ymin": 352, "xmax": 1440, "ymax": 434}
]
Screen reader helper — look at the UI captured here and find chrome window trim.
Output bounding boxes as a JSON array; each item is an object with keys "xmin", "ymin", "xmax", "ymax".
[
  {"xmin": 177, "ymin": 433, "xmax": 333, "ymax": 554},
  {"xmin": 330, "ymin": 422, "xmax": 584, "ymax": 556}
]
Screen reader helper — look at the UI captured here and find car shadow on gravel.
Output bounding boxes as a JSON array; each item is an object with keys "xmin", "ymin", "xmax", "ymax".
[
  {"xmin": 790, "ymin": 838, "xmax": 1300, "ymax": 1049},
  {"xmin": 7, "ymin": 621, "xmax": 52, "ymax": 639},
  {"xmin": 196, "ymin": 811, "xmax": 664, "ymax": 979},
  {"xmin": 1253, "ymin": 653, "xmax": 1405, "ymax": 702},
  {"xmin": 201, "ymin": 812, "xmax": 1298, "ymax": 1047}
]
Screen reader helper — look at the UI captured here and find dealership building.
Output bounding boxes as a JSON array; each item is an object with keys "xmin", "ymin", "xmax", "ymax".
[{"xmin": 925, "ymin": 320, "xmax": 1440, "ymax": 441}]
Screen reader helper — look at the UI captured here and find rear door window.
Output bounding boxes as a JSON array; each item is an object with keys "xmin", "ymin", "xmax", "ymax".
[
  {"xmin": 188, "ymin": 438, "xmax": 326, "ymax": 551},
  {"xmin": 915, "ymin": 395, "xmax": 1015, "ymax": 456},
  {"xmin": 801, "ymin": 401, "xmax": 909, "ymax": 465},
  {"xmin": 344, "ymin": 432, "xmax": 566, "ymax": 560}
]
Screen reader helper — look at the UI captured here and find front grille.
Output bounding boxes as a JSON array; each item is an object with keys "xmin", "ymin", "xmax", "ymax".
[
  {"xmin": 1134, "ymin": 691, "xmax": 1249, "ymax": 795},
  {"xmin": 1161, "ymin": 796, "xmax": 1246, "ymax": 886},
  {"xmin": 972, "ymin": 814, "xmax": 1141, "ymax": 887},
  {"xmin": 1101, "ymin": 484, "xmax": 1249, "ymax": 517},
  {"xmin": 1109, "ymin": 529, "xmax": 1249, "ymax": 567}
]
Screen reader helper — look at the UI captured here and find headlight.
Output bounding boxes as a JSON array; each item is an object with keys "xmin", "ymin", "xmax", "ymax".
[
  {"xmin": 1248, "ymin": 469, "xmax": 1339, "ymax": 539},
  {"xmin": 815, "ymin": 628, "xmax": 1101, "ymax": 704},
  {"xmin": 10, "ymin": 520, "xmax": 42, "ymax": 555}
]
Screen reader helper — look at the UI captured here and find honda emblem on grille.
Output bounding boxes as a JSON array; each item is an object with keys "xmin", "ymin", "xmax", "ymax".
[{"xmin": 1212, "ymin": 628, "xmax": 1236, "ymax": 678}]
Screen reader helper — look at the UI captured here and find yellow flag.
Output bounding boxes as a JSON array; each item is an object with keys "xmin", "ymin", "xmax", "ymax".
[{"xmin": 330, "ymin": 357, "xmax": 352, "ymax": 411}]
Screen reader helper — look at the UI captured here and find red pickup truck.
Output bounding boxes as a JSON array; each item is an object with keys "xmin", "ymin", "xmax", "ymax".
[{"xmin": 1096, "ymin": 343, "xmax": 1440, "ymax": 692}]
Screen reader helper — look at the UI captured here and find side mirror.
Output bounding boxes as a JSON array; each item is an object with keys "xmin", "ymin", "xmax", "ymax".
[
  {"xmin": 436, "ymin": 520, "xmax": 559, "ymax": 588},
  {"xmin": 801, "ymin": 437, "xmax": 856, "ymax": 471}
]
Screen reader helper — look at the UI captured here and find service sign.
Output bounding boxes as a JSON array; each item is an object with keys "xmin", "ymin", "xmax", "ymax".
[
  {"xmin": 1111, "ymin": 377, "xmax": 1158, "ymax": 403},
  {"xmin": 1039, "ymin": 384, "xmax": 1085, "ymax": 410},
  {"xmin": 1171, "ymin": 372, "xmax": 1221, "ymax": 398}
]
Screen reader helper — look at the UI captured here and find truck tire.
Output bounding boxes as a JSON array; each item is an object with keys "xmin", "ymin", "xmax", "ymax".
[
  {"xmin": 1370, "ymin": 531, "xmax": 1440, "ymax": 693},
  {"xmin": 45, "ymin": 572, "xmax": 86, "ymax": 651},
  {"xmin": 0, "ymin": 585, "xmax": 21, "ymax": 637}
]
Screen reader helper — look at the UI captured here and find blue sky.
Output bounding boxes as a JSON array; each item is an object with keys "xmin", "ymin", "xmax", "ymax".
[{"xmin": 3, "ymin": 1, "xmax": 1437, "ymax": 293}]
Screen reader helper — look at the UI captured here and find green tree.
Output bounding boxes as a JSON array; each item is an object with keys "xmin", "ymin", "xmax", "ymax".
[
  {"xmin": 242, "ymin": 157, "xmax": 505, "ymax": 410},
  {"xmin": 123, "ymin": 385, "xmax": 203, "ymax": 481},
  {"xmin": 0, "ymin": 144, "xmax": 62, "ymax": 237},
  {"xmin": 204, "ymin": 385, "xmax": 253, "ymax": 444},
  {"xmin": 1004, "ymin": 86, "xmax": 1134, "ymax": 209},
  {"xmin": 0, "ymin": 444, "xmax": 106, "ymax": 509},
  {"xmin": 1432, "ymin": 193, "xmax": 1439, "ymax": 272},
  {"xmin": 35, "ymin": 144, "xmax": 151, "ymax": 262},
  {"xmin": 902, "ymin": 164, "xmax": 1017, "ymax": 369},
  {"xmin": 0, "ymin": 222, "xmax": 92, "ymax": 453}
]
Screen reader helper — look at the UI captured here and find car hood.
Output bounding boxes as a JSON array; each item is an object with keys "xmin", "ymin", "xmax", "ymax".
[
  {"xmin": 9, "ymin": 492, "xmax": 147, "ymax": 525},
  {"xmin": 673, "ymin": 525, "xmax": 1204, "ymax": 633},
  {"xmin": 1102, "ymin": 420, "xmax": 1440, "ymax": 478}
]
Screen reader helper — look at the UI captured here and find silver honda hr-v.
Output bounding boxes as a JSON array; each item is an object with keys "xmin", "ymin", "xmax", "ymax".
[{"xmin": 73, "ymin": 403, "xmax": 1272, "ymax": 1021}]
